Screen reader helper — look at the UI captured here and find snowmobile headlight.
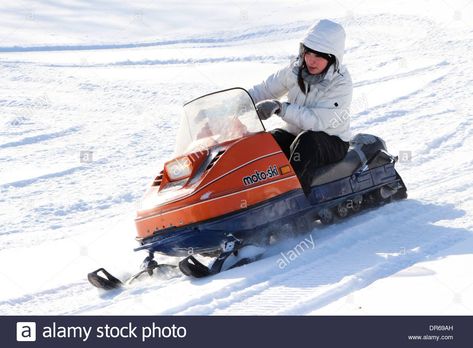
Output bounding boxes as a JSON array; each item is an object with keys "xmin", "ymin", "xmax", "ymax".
[{"xmin": 165, "ymin": 156, "xmax": 193, "ymax": 181}]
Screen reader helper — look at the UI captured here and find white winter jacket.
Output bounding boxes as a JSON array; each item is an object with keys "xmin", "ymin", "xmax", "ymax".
[{"xmin": 249, "ymin": 20, "xmax": 353, "ymax": 142}]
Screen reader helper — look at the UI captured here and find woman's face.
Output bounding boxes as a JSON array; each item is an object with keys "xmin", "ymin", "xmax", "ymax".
[{"xmin": 304, "ymin": 51, "xmax": 329, "ymax": 75}]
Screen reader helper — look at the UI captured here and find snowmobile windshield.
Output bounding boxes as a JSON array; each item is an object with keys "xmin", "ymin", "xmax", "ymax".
[{"xmin": 174, "ymin": 88, "xmax": 264, "ymax": 156}]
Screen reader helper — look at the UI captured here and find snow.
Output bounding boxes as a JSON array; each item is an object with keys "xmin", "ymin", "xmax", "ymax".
[{"xmin": 1, "ymin": 0, "xmax": 472, "ymax": 315}]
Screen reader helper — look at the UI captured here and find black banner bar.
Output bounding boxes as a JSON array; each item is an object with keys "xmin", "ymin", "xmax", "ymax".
[{"xmin": 3, "ymin": 316, "xmax": 471, "ymax": 348}]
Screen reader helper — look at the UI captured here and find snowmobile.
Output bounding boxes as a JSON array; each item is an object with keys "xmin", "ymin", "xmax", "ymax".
[{"xmin": 88, "ymin": 87, "xmax": 407, "ymax": 290}]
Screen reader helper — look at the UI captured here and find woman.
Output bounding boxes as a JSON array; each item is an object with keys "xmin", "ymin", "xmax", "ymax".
[{"xmin": 248, "ymin": 19, "xmax": 353, "ymax": 196}]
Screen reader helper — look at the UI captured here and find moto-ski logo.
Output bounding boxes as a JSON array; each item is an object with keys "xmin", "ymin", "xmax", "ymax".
[{"xmin": 243, "ymin": 165, "xmax": 279, "ymax": 186}]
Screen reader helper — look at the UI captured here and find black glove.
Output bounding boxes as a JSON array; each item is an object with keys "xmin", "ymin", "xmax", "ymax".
[{"xmin": 255, "ymin": 100, "xmax": 282, "ymax": 120}]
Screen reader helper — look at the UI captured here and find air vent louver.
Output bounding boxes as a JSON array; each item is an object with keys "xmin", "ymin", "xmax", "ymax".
[
  {"xmin": 152, "ymin": 170, "xmax": 164, "ymax": 186},
  {"xmin": 206, "ymin": 150, "xmax": 225, "ymax": 170}
]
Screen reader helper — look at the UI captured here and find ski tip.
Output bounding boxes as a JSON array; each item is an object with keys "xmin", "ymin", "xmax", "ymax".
[
  {"xmin": 178, "ymin": 256, "xmax": 212, "ymax": 278},
  {"xmin": 87, "ymin": 268, "xmax": 123, "ymax": 290}
]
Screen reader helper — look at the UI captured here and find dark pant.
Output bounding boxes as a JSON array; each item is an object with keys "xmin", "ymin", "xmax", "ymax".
[{"xmin": 271, "ymin": 128, "xmax": 349, "ymax": 195}]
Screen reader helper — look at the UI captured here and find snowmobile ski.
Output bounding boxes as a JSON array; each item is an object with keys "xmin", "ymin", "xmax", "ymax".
[
  {"xmin": 88, "ymin": 254, "xmax": 177, "ymax": 290},
  {"xmin": 87, "ymin": 268, "xmax": 123, "ymax": 290},
  {"xmin": 179, "ymin": 242, "xmax": 266, "ymax": 278}
]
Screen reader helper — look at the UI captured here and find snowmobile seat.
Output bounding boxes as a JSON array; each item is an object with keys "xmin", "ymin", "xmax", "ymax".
[{"xmin": 311, "ymin": 134, "xmax": 388, "ymax": 186}]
